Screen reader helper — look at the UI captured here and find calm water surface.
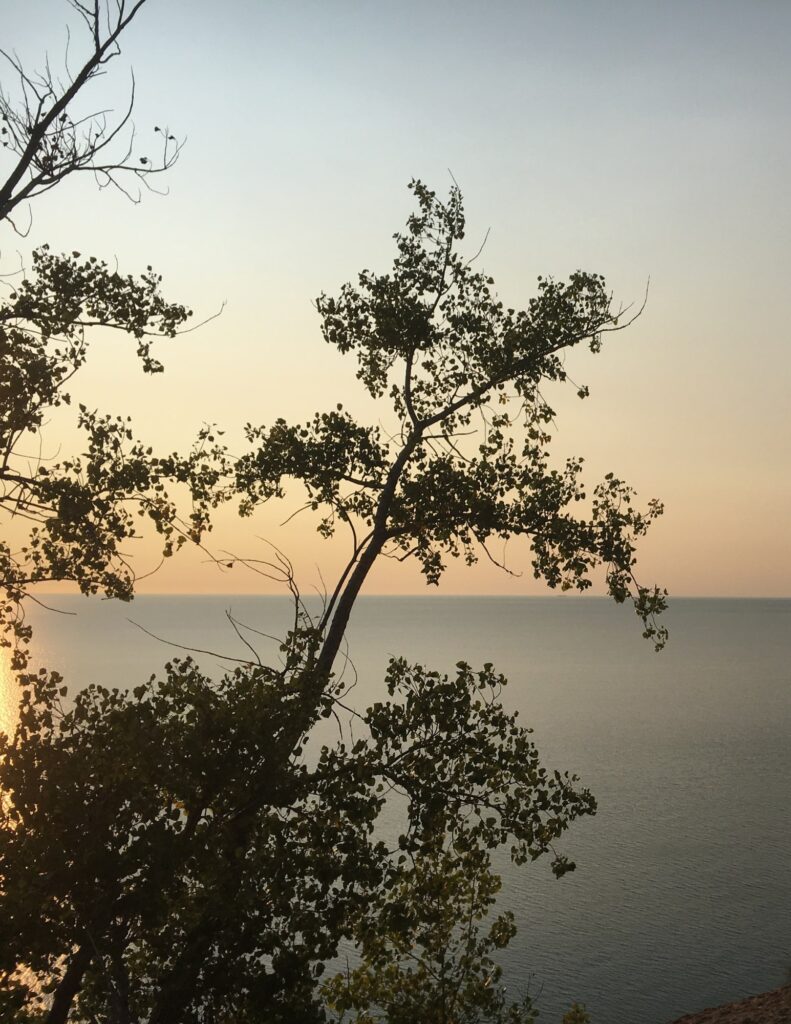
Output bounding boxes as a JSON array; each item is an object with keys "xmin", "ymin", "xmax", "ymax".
[{"xmin": 6, "ymin": 596, "xmax": 790, "ymax": 1023}]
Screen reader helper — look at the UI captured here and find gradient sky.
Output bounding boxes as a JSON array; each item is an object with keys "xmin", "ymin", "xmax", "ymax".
[{"xmin": 3, "ymin": 0, "xmax": 790, "ymax": 597}]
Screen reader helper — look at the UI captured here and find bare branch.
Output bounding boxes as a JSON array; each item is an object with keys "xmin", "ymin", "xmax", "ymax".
[{"xmin": 0, "ymin": 0, "xmax": 179, "ymax": 226}]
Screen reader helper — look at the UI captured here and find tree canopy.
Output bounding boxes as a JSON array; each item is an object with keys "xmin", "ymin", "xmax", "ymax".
[
  {"xmin": 1, "ymin": 7, "xmax": 665, "ymax": 1023},
  {"xmin": 1, "ymin": 644, "xmax": 595, "ymax": 1023},
  {"xmin": 0, "ymin": 245, "xmax": 228, "ymax": 669},
  {"xmin": 237, "ymin": 179, "xmax": 666, "ymax": 691},
  {"xmin": 1, "ymin": 176, "xmax": 664, "ymax": 1022}
]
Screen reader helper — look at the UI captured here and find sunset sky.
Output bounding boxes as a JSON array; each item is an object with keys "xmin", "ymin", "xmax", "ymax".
[{"xmin": 4, "ymin": 0, "xmax": 790, "ymax": 597}]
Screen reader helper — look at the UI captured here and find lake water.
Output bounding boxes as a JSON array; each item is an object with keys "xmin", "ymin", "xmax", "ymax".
[{"xmin": 5, "ymin": 595, "xmax": 790, "ymax": 1023}]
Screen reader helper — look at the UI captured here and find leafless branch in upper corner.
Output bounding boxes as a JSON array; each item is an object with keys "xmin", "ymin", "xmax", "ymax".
[{"xmin": 0, "ymin": 0, "xmax": 183, "ymax": 229}]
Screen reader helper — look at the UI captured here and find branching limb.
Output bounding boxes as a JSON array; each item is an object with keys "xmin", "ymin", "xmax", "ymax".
[{"xmin": 0, "ymin": 0, "xmax": 179, "ymax": 226}]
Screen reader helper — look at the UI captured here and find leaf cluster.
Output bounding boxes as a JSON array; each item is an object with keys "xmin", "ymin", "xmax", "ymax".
[{"xmin": 0, "ymin": 248, "xmax": 229, "ymax": 669}]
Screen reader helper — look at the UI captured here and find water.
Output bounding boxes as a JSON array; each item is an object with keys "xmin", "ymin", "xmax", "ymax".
[{"xmin": 5, "ymin": 596, "xmax": 790, "ymax": 1023}]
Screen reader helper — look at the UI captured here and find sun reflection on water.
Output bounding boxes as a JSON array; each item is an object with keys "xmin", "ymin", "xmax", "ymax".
[{"xmin": 0, "ymin": 647, "xmax": 19, "ymax": 739}]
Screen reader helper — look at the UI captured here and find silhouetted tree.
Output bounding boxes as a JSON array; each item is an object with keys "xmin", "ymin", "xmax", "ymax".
[
  {"xmin": 237, "ymin": 179, "xmax": 666, "ymax": 716},
  {"xmin": 1, "ymin": 180, "xmax": 661, "ymax": 1021},
  {"xmin": 0, "ymin": 8, "xmax": 665, "ymax": 1022}
]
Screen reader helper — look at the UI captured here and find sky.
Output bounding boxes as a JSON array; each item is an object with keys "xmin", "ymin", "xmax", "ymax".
[{"xmin": 2, "ymin": 0, "xmax": 790, "ymax": 597}]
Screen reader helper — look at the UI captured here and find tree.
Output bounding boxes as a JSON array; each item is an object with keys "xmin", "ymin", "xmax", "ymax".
[
  {"xmin": 1, "ymin": 180, "xmax": 661, "ymax": 1021},
  {"xmin": 237, "ymin": 179, "xmax": 666, "ymax": 692},
  {"xmin": 0, "ymin": 1, "xmax": 226, "ymax": 670}
]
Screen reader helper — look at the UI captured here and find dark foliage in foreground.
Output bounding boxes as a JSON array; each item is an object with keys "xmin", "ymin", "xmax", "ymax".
[{"xmin": 1, "ymin": 631, "xmax": 595, "ymax": 1022}]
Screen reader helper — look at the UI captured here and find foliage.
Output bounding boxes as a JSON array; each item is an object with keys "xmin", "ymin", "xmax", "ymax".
[
  {"xmin": 323, "ymin": 847, "xmax": 538, "ymax": 1024},
  {"xmin": 1, "ymin": 27, "xmax": 665, "ymax": 1009},
  {"xmin": 561, "ymin": 1005, "xmax": 592, "ymax": 1024},
  {"xmin": 232, "ymin": 178, "xmax": 665, "ymax": 1017},
  {"xmin": 0, "ymin": 622, "xmax": 595, "ymax": 1022},
  {"xmin": 236, "ymin": 180, "xmax": 667, "ymax": 687},
  {"xmin": 0, "ymin": 1, "xmax": 228, "ymax": 672},
  {"xmin": 0, "ymin": 245, "xmax": 228, "ymax": 669}
]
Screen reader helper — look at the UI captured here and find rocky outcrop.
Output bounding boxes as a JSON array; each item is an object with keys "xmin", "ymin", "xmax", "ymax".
[{"xmin": 669, "ymin": 985, "xmax": 791, "ymax": 1023}]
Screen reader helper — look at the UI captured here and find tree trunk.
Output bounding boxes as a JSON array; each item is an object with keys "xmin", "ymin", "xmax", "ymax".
[
  {"xmin": 315, "ymin": 426, "xmax": 422, "ymax": 680},
  {"xmin": 45, "ymin": 941, "xmax": 92, "ymax": 1024}
]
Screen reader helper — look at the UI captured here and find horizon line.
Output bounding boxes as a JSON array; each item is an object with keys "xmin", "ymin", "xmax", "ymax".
[{"xmin": 35, "ymin": 592, "xmax": 791, "ymax": 601}]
